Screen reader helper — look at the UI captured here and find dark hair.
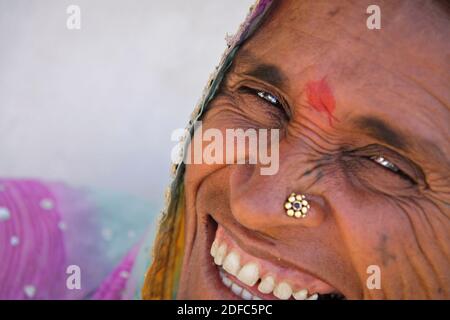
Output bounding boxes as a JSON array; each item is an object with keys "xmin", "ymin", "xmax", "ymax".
[{"xmin": 435, "ymin": 0, "xmax": 450, "ymax": 14}]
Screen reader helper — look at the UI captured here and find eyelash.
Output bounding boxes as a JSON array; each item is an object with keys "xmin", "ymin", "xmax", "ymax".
[
  {"xmin": 371, "ymin": 155, "xmax": 399, "ymax": 172},
  {"xmin": 242, "ymin": 87, "xmax": 288, "ymax": 119},
  {"xmin": 370, "ymin": 155, "xmax": 416, "ymax": 184},
  {"xmin": 256, "ymin": 90, "xmax": 281, "ymax": 106}
]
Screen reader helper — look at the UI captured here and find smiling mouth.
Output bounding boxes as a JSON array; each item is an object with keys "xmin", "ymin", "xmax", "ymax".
[{"xmin": 209, "ymin": 223, "xmax": 345, "ymax": 300}]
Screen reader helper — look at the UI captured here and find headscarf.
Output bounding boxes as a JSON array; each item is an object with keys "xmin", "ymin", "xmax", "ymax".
[{"xmin": 142, "ymin": 0, "xmax": 275, "ymax": 300}]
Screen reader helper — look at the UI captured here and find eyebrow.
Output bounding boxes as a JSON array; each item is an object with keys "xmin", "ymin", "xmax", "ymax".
[
  {"xmin": 245, "ymin": 63, "xmax": 287, "ymax": 88},
  {"xmin": 354, "ymin": 116, "xmax": 408, "ymax": 150},
  {"xmin": 235, "ymin": 50, "xmax": 287, "ymax": 88},
  {"xmin": 354, "ymin": 116, "xmax": 449, "ymax": 168}
]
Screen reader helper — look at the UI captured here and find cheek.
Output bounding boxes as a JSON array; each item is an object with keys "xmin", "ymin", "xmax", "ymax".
[
  {"xmin": 195, "ymin": 168, "xmax": 232, "ymax": 218},
  {"xmin": 185, "ymin": 106, "xmax": 283, "ymax": 187},
  {"xmin": 331, "ymin": 185, "xmax": 446, "ymax": 275}
]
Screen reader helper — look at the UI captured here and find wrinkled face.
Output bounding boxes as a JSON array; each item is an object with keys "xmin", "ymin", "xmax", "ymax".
[{"xmin": 178, "ymin": 0, "xmax": 450, "ymax": 299}]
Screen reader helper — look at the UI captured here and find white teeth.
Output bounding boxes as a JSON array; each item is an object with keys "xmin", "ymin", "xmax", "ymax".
[
  {"xmin": 241, "ymin": 289, "xmax": 252, "ymax": 300},
  {"xmin": 220, "ymin": 268, "xmax": 264, "ymax": 300},
  {"xmin": 222, "ymin": 251, "xmax": 241, "ymax": 276},
  {"xmin": 257, "ymin": 275, "xmax": 275, "ymax": 294},
  {"xmin": 273, "ymin": 281, "xmax": 293, "ymax": 300},
  {"xmin": 220, "ymin": 273, "xmax": 232, "ymax": 288},
  {"xmin": 210, "ymin": 240, "xmax": 219, "ymax": 257},
  {"xmin": 214, "ymin": 243, "xmax": 227, "ymax": 265},
  {"xmin": 236, "ymin": 262, "xmax": 260, "ymax": 286},
  {"xmin": 231, "ymin": 283, "xmax": 243, "ymax": 296},
  {"xmin": 213, "ymin": 237, "xmax": 318, "ymax": 301},
  {"xmin": 223, "ymin": 278, "xmax": 232, "ymax": 287},
  {"xmin": 307, "ymin": 293, "xmax": 318, "ymax": 300},
  {"xmin": 293, "ymin": 288, "xmax": 308, "ymax": 300}
]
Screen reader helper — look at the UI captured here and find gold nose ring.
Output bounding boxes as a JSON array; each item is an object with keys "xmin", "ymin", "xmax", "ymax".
[{"xmin": 284, "ymin": 193, "xmax": 310, "ymax": 218}]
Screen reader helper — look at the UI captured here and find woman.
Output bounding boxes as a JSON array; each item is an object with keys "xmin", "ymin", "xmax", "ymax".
[
  {"xmin": 143, "ymin": 0, "xmax": 450, "ymax": 300},
  {"xmin": 1, "ymin": 0, "xmax": 448, "ymax": 300}
]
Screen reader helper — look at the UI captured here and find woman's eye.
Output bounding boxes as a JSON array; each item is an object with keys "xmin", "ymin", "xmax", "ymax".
[
  {"xmin": 371, "ymin": 155, "xmax": 399, "ymax": 172},
  {"xmin": 256, "ymin": 90, "xmax": 281, "ymax": 106},
  {"xmin": 370, "ymin": 155, "xmax": 416, "ymax": 184}
]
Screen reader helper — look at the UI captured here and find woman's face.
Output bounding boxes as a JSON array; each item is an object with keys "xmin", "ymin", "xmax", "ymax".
[{"xmin": 177, "ymin": 0, "xmax": 450, "ymax": 299}]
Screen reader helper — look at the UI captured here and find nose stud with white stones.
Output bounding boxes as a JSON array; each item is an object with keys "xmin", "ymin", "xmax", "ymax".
[{"xmin": 284, "ymin": 193, "xmax": 310, "ymax": 218}]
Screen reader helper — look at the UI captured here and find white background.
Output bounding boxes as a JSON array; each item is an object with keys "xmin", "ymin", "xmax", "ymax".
[{"xmin": 0, "ymin": 0, "xmax": 254, "ymax": 208}]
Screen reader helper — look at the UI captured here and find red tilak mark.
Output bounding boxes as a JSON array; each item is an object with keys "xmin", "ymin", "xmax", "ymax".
[{"xmin": 305, "ymin": 78, "xmax": 337, "ymax": 125}]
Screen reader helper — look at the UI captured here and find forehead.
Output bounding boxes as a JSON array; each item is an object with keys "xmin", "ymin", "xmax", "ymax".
[{"xmin": 232, "ymin": 0, "xmax": 450, "ymax": 159}]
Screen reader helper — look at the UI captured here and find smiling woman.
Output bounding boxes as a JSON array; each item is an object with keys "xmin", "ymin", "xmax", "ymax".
[{"xmin": 143, "ymin": 0, "xmax": 450, "ymax": 300}]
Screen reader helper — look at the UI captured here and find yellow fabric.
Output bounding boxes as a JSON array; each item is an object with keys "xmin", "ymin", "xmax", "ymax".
[{"xmin": 142, "ymin": 184, "xmax": 185, "ymax": 299}]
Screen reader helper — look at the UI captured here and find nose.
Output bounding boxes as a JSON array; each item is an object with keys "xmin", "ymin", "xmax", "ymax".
[{"xmin": 229, "ymin": 142, "xmax": 330, "ymax": 234}]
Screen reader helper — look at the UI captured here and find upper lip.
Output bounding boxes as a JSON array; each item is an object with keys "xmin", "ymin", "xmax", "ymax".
[{"xmin": 209, "ymin": 217, "xmax": 345, "ymax": 299}]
